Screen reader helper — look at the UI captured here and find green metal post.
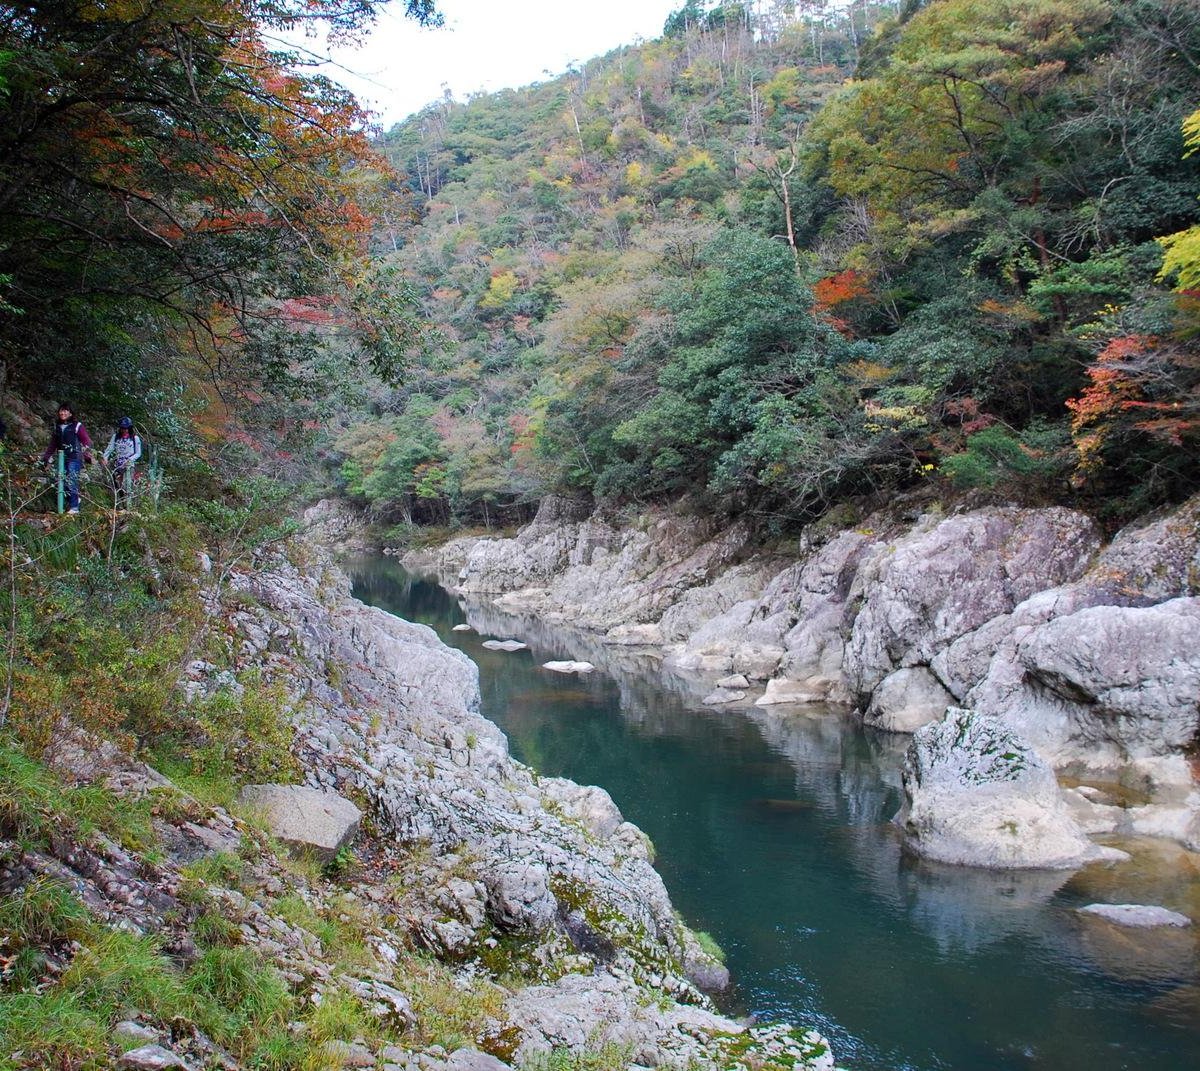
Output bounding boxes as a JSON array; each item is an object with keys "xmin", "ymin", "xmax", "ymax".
[{"xmin": 56, "ymin": 450, "xmax": 64, "ymax": 514}]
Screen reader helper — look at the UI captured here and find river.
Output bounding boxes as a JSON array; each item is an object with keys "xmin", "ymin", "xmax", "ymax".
[{"xmin": 348, "ymin": 556, "xmax": 1200, "ymax": 1071}]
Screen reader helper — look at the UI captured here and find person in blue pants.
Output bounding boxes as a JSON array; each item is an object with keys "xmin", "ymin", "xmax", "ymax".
[{"xmin": 40, "ymin": 403, "xmax": 94, "ymax": 513}]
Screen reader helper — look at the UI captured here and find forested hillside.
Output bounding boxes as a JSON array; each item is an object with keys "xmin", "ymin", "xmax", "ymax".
[{"xmin": 342, "ymin": 0, "xmax": 1200, "ymax": 535}]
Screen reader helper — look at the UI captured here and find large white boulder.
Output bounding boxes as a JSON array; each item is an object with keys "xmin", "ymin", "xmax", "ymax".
[
  {"xmin": 863, "ymin": 667, "xmax": 954, "ymax": 733},
  {"xmin": 845, "ymin": 508, "xmax": 1101, "ymax": 702},
  {"xmin": 897, "ymin": 708, "xmax": 1124, "ymax": 869}
]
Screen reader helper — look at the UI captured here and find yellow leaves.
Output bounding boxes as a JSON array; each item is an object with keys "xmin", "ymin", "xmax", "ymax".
[
  {"xmin": 676, "ymin": 148, "xmax": 716, "ymax": 172},
  {"xmin": 862, "ymin": 401, "xmax": 929, "ymax": 434},
  {"xmin": 844, "ymin": 360, "xmax": 895, "ymax": 385},
  {"xmin": 625, "ymin": 161, "xmax": 646, "ymax": 188},
  {"xmin": 1157, "ymin": 109, "xmax": 1200, "ymax": 292},
  {"xmin": 1183, "ymin": 108, "xmax": 1200, "ymax": 157},
  {"xmin": 977, "ymin": 298, "xmax": 1043, "ymax": 324},
  {"xmin": 480, "ymin": 270, "xmax": 519, "ymax": 310}
]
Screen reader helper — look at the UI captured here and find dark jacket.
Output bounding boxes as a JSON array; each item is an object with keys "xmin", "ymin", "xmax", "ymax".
[{"xmin": 42, "ymin": 420, "xmax": 93, "ymax": 464}]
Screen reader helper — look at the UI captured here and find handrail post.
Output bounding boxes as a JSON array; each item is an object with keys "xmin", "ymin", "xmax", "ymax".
[{"xmin": 56, "ymin": 450, "xmax": 65, "ymax": 514}]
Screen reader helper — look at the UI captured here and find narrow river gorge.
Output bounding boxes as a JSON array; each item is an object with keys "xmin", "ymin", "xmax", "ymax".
[{"xmin": 348, "ymin": 555, "xmax": 1200, "ymax": 1071}]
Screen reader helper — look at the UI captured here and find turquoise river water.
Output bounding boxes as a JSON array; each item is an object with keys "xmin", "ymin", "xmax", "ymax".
[{"xmin": 348, "ymin": 557, "xmax": 1200, "ymax": 1071}]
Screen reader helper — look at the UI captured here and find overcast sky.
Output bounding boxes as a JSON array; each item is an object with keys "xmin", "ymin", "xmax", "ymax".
[{"xmin": 281, "ymin": 0, "xmax": 684, "ymax": 131}]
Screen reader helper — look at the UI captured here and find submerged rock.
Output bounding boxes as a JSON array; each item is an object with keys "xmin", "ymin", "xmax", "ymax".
[
  {"xmin": 481, "ymin": 638, "xmax": 529, "ymax": 652},
  {"xmin": 897, "ymin": 708, "xmax": 1126, "ymax": 870},
  {"xmin": 1077, "ymin": 904, "xmax": 1192, "ymax": 928}
]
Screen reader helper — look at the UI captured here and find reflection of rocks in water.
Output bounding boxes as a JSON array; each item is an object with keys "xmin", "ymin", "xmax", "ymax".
[
  {"xmin": 747, "ymin": 706, "xmax": 907, "ymax": 827},
  {"xmin": 1061, "ymin": 838, "xmax": 1200, "ymax": 983},
  {"xmin": 898, "ymin": 856, "xmax": 1073, "ymax": 956}
]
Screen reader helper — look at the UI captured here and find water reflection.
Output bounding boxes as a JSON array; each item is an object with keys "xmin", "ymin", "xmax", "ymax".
[{"xmin": 349, "ymin": 557, "xmax": 1200, "ymax": 1071}]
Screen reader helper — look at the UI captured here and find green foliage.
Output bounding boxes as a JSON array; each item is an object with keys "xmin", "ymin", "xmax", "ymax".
[
  {"xmin": 1158, "ymin": 107, "xmax": 1200, "ymax": 290},
  {"xmin": 694, "ymin": 930, "xmax": 726, "ymax": 965},
  {"xmin": 521, "ymin": 1045, "xmax": 635, "ymax": 1071},
  {"xmin": 155, "ymin": 672, "xmax": 300, "ymax": 799},
  {"xmin": 940, "ymin": 423, "xmax": 1072, "ymax": 491},
  {"xmin": 351, "ymin": 0, "xmax": 1198, "ymax": 525},
  {"xmin": 0, "ymin": 899, "xmax": 296, "ymax": 1068}
]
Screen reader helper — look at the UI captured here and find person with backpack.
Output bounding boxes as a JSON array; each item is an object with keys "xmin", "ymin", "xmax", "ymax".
[
  {"xmin": 102, "ymin": 416, "xmax": 142, "ymax": 509},
  {"xmin": 40, "ymin": 403, "xmax": 94, "ymax": 514}
]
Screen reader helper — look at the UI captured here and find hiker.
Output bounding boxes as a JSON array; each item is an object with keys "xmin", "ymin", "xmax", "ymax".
[
  {"xmin": 102, "ymin": 416, "xmax": 142, "ymax": 509},
  {"xmin": 40, "ymin": 403, "xmax": 94, "ymax": 514}
]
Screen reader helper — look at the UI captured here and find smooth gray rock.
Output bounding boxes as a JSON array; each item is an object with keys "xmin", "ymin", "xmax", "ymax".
[
  {"xmin": 898, "ymin": 708, "xmax": 1124, "ymax": 870},
  {"xmin": 238, "ymin": 784, "xmax": 361, "ymax": 863},
  {"xmin": 863, "ymin": 667, "xmax": 953, "ymax": 733},
  {"xmin": 1077, "ymin": 904, "xmax": 1192, "ymax": 928},
  {"xmin": 481, "ymin": 639, "xmax": 528, "ymax": 652},
  {"xmin": 702, "ymin": 688, "xmax": 747, "ymax": 705},
  {"xmin": 445, "ymin": 1047, "xmax": 513, "ymax": 1071},
  {"xmin": 754, "ymin": 678, "xmax": 832, "ymax": 705},
  {"xmin": 114, "ymin": 1023, "xmax": 163, "ymax": 1046},
  {"xmin": 1017, "ymin": 599, "xmax": 1200, "ymax": 754},
  {"xmin": 845, "ymin": 508, "xmax": 1101, "ymax": 703},
  {"xmin": 542, "ymin": 660, "xmax": 594, "ymax": 674},
  {"xmin": 322, "ymin": 1039, "xmax": 376, "ymax": 1068},
  {"xmin": 116, "ymin": 1046, "xmax": 189, "ymax": 1070}
]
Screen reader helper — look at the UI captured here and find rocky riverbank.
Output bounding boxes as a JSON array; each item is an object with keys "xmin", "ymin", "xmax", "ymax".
[
  {"xmin": 402, "ymin": 495, "xmax": 1200, "ymax": 872},
  {"xmin": 7, "ymin": 537, "xmax": 838, "ymax": 1071}
]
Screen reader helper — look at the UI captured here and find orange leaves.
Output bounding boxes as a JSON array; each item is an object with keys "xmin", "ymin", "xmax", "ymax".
[
  {"xmin": 813, "ymin": 269, "xmax": 872, "ymax": 337},
  {"xmin": 813, "ymin": 269, "xmax": 871, "ymax": 309},
  {"xmin": 1066, "ymin": 334, "xmax": 1200, "ymax": 471}
]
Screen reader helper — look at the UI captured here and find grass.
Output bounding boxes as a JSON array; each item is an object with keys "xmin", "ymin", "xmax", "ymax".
[
  {"xmin": 694, "ymin": 930, "xmax": 726, "ymax": 965},
  {"xmin": 521, "ymin": 1044, "xmax": 634, "ymax": 1071},
  {"xmin": 399, "ymin": 952, "xmax": 506, "ymax": 1052},
  {"xmin": 0, "ymin": 741, "xmax": 157, "ymax": 853},
  {"xmin": 0, "ymin": 891, "xmax": 298, "ymax": 1070},
  {"xmin": 273, "ymin": 893, "xmax": 373, "ymax": 971}
]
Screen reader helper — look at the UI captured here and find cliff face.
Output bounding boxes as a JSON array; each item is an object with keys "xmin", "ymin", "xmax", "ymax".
[
  {"xmin": 188, "ymin": 548, "xmax": 836, "ymax": 1068},
  {"xmin": 406, "ymin": 495, "xmax": 1200, "ymax": 867},
  {"xmin": 4, "ymin": 541, "xmax": 837, "ymax": 1071}
]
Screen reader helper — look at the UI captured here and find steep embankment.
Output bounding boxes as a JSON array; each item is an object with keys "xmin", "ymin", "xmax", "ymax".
[
  {"xmin": 404, "ymin": 495, "xmax": 1200, "ymax": 870},
  {"xmin": 3, "ymin": 536, "xmax": 836, "ymax": 1070}
]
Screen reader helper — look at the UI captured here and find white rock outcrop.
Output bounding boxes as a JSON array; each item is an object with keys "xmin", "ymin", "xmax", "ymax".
[
  {"xmin": 897, "ymin": 708, "xmax": 1127, "ymax": 869},
  {"xmin": 415, "ymin": 493, "xmax": 1200, "ymax": 856}
]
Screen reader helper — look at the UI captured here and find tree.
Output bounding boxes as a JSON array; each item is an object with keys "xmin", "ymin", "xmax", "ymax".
[
  {"xmin": 1158, "ymin": 108, "xmax": 1200, "ymax": 290},
  {"xmin": 0, "ymin": 0, "xmax": 439, "ymax": 430}
]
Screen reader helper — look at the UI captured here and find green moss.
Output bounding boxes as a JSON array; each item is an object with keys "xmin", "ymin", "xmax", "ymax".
[{"xmin": 693, "ymin": 930, "xmax": 726, "ymax": 965}]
